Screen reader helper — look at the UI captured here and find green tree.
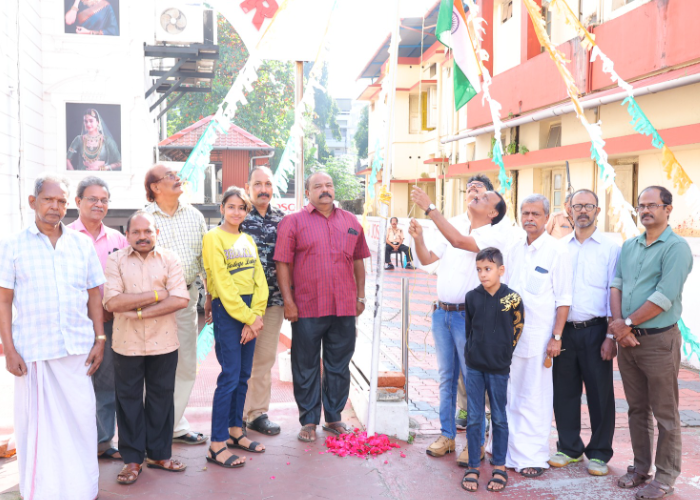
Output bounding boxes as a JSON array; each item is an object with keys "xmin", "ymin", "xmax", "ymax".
[
  {"xmin": 354, "ymin": 105, "xmax": 369, "ymax": 159},
  {"xmin": 304, "ymin": 63, "xmax": 340, "ymax": 163},
  {"xmin": 305, "ymin": 156, "xmax": 362, "ymax": 201},
  {"xmin": 165, "ymin": 15, "xmax": 295, "ymax": 169}
]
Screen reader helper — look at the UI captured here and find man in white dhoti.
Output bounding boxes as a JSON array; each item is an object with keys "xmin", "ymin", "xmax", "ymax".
[
  {"xmin": 504, "ymin": 194, "xmax": 572, "ymax": 477},
  {"xmin": 0, "ymin": 173, "xmax": 106, "ymax": 500}
]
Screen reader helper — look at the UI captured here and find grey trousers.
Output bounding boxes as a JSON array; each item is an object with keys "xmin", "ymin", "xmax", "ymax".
[
  {"xmin": 618, "ymin": 326, "xmax": 682, "ymax": 487},
  {"xmin": 93, "ymin": 320, "xmax": 116, "ymax": 453}
]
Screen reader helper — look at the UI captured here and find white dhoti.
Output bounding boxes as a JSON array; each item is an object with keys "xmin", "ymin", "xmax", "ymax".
[
  {"xmin": 14, "ymin": 354, "xmax": 99, "ymax": 500},
  {"xmin": 505, "ymin": 353, "xmax": 553, "ymax": 471}
]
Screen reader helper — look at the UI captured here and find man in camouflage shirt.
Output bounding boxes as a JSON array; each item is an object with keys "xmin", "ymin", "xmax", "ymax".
[{"xmin": 241, "ymin": 166, "xmax": 286, "ymax": 435}]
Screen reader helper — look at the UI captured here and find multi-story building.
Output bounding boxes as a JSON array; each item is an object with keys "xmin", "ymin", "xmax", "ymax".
[
  {"xmin": 325, "ymin": 98, "xmax": 366, "ymax": 159},
  {"xmin": 358, "ymin": 0, "xmax": 700, "ymax": 232}
]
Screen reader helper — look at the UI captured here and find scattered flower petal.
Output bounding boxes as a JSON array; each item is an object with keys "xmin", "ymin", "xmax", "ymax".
[
  {"xmin": 384, "ymin": 460, "xmax": 388, "ymax": 464},
  {"xmin": 270, "ymin": 476, "xmax": 275, "ymax": 480},
  {"xmin": 324, "ymin": 431, "xmax": 402, "ymax": 459},
  {"xmin": 400, "ymin": 453, "xmax": 406, "ymax": 458}
]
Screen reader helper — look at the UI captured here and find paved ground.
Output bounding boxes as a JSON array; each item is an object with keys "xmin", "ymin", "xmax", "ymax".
[{"xmin": 2, "ymin": 265, "xmax": 700, "ymax": 499}]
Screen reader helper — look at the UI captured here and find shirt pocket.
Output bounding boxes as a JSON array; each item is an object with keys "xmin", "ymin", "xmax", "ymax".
[
  {"xmin": 584, "ymin": 261, "xmax": 608, "ymax": 290},
  {"xmin": 344, "ymin": 233, "xmax": 359, "ymax": 258},
  {"xmin": 525, "ymin": 269, "xmax": 547, "ymax": 295}
]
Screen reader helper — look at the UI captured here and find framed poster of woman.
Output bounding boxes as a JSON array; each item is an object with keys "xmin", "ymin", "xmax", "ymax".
[
  {"xmin": 64, "ymin": 0, "xmax": 120, "ymax": 36},
  {"xmin": 66, "ymin": 104, "xmax": 122, "ymax": 171}
]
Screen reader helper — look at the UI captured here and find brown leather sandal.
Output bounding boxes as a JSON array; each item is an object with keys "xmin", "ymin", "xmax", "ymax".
[
  {"xmin": 117, "ymin": 463, "xmax": 142, "ymax": 485},
  {"xmin": 297, "ymin": 424, "xmax": 317, "ymax": 442},
  {"xmin": 145, "ymin": 458, "xmax": 187, "ymax": 472},
  {"xmin": 635, "ymin": 480, "xmax": 674, "ymax": 499},
  {"xmin": 618, "ymin": 466, "xmax": 651, "ymax": 488}
]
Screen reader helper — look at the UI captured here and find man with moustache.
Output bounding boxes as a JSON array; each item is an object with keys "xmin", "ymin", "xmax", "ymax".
[
  {"xmin": 144, "ymin": 164, "xmax": 209, "ymax": 445},
  {"xmin": 68, "ymin": 176, "xmax": 129, "ymax": 461},
  {"xmin": 546, "ymin": 192, "xmax": 574, "ymax": 239},
  {"xmin": 104, "ymin": 211, "xmax": 190, "ymax": 484},
  {"xmin": 409, "ymin": 184, "xmax": 508, "ymax": 465},
  {"xmin": 0, "ymin": 173, "xmax": 106, "ymax": 500},
  {"xmin": 274, "ymin": 171, "xmax": 370, "ymax": 443},
  {"xmin": 549, "ymin": 189, "xmax": 620, "ymax": 476},
  {"xmin": 504, "ymin": 194, "xmax": 572, "ymax": 477},
  {"xmin": 240, "ymin": 166, "xmax": 286, "ymax": 436},
  {"xmin": 610, "ymin": 186, "xmax": 692, "ymax": 499}
]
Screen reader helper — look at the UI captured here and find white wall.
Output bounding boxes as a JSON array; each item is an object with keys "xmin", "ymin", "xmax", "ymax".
[{"xmin": 1, "ymin": 0, "xmax": 163, "ymax": 232}]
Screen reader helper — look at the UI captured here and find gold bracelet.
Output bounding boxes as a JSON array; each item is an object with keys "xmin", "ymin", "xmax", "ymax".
[
  {"xmin": 95, "ymin": 335, "xmax": 107, "ymax": 341},
  {"xmin": 137, "ymin": 308, "xmax": 143, "ymax": 320},
  {"xmin": 154, "ymin": 290, "xmax": 159, "ymax": 303}
]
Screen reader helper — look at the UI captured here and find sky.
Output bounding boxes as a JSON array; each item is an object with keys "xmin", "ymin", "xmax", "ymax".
[{"xmin": 324, "ymin": 0, "xmax": 439, "ymax": 99}]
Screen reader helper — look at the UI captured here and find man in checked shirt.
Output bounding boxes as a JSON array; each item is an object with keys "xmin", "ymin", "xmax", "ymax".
[
  {"xmin": 144, "ymin": 164, "xmax": 210, "ymax": 445},
  {"xmin": 275, "ymin": 171, "xmax": 370, "ymax": 443}
]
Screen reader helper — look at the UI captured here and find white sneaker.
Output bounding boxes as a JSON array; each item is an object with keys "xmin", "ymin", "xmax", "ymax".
[{"xmin": 588, "ymin": 459, "xmax": 609, "ymax": 476}]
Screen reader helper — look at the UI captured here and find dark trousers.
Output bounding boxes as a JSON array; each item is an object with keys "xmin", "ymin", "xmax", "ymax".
[
  {"xmin": 93, "ymin": 320, "xmax": 116, "ymax": 453},
  {"xmin": 211, "ymin": 296, "xmax": 256, "ymax": 442},
  {"xmin": 553, "ymin": 322, "xmax": 615, "ymax": 462},
  {"xmin": 385, "ymin": 243, "xmax": 412, "ymax": 264},
  {"xmin": 114, "ymin": 349, "xmax": 178, "ymax": 464},
  {"xmin": 291, "ymin": 316, "xmax": 356, "ymax": 425},
  {"xmin": 465, "ymin": 366, "xmax": 509, "ymax": 467},
  {"xmin": 618, "ymin": 326, "xmax": 682, "ymax": 486}
]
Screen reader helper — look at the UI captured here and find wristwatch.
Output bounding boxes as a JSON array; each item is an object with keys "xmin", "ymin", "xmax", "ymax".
[
  {"xmin": 357, "ymin": 297, "xmax": 367, "ymax": 304},
  {"xmin": 606, "ymin": 333, "xmax": 615, "ymax": 340},
  {"xmin": 425, "ymin": 203, "xmax": 436, "ymax": 216},
  {"xmin": 552, "ymin": 334, "xmax": 562, "ymax": 341},
  {"xmin": 624, "ymin": 317, "xmax": 636, "ymax": 328}
]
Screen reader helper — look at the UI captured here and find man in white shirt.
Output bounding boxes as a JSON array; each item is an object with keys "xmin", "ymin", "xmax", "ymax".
[
  {"xmin": 549, "ymin": 189, "xmax": 620, "ymax": 477},
  {"xmin": 409, "ymin": 186, "xmax": 509, "ymax": 466},
  {"xmin": 504, "ymin": 194, "xmax": 573, "ymax": 478}
]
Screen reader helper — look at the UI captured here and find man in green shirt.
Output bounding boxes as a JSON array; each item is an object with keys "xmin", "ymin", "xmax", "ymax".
[{"xmin": 610, "ymin": 186, "xmax": 692, "ymax": 499}]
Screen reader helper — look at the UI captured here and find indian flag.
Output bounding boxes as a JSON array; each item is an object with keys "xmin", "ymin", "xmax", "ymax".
[{"xmin": 436, "ymin": 0, "xmax": 482, "ymax": 110}]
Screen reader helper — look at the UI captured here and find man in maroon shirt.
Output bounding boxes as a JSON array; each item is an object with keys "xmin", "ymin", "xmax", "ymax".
[{"xmin": 275, "ymin": 171, "xmax": 370, "ymax": 442}]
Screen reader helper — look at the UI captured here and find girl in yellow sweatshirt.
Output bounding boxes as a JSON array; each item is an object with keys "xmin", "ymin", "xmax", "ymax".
[{"xmin": 203, "ymin": 186, "xmax": 269, "ymax": 468}]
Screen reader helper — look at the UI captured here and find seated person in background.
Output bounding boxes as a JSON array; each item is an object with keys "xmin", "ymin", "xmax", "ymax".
[{"xmin": 385, "ymin": 217, "xmax": 415, "ymax": 270}]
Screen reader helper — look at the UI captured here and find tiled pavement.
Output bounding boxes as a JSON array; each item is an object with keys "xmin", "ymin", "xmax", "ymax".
[{"xmin": 358, "ymin": 261, "xmax": 700, "ymax": 434}]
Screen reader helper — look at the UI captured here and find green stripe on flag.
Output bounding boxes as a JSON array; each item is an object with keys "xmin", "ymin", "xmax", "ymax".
[
  {"xmin": 454, "ymin": 62, "xmax": 477, "ymax": 110},
  {"xmin": 436, "ymin": 0, "xmax": 454, "ymax": 47}
]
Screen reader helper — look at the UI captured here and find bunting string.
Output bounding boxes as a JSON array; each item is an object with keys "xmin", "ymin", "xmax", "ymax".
[{"xmin": 523, "ymin": 0, "xmax": 639, "ymax": 239}]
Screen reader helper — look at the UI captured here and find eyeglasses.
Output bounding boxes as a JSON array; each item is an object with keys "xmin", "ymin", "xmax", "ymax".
[
  {"xmin": 467, "ymin": 182, "xmax": 486, "ymax": 189},
  {"xmin": 83, "ymin": 196, "xmax": 110, "ymax": 205},
  {"xmin": 572, "ymin": 203, "xmax": 597, "ymax": 212},
  {"xmin": 635, "ymin": 204, "xmax": 669, "ymax": 212},
  {"xmin": 155, "ymin": 171, "xmax": 179, "ymax": 183}
]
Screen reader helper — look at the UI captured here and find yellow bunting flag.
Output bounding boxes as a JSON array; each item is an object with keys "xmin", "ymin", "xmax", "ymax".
[{"xmin": 662, "ymin": 145, "xmax": 692, "ymax": 196}]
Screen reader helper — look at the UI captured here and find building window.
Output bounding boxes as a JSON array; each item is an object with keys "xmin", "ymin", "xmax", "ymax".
[
  {"xmin": 426, "ymin": 86, "xmax": 438, "ymax": 130},
  {"xmin": 546, "ymin": 124, "xmax": 562, "ymax": 148},
  {"xmin": 502, "ymin": 0, "xmax": 513, "ymax": 23},
  {"xmin": 541, "ymin": 1, "xmax": 552, "ymax": 50},
  {"xmin": 613, "ymin": 0, "xmax": 637, "ymax": 10},
  {"xmin": 409, "ymin": 94, "xmax": 421, "ymax": 134}
]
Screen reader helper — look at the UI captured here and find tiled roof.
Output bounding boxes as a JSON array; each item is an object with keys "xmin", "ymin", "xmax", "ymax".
[{"xmin": 159, "ymin": 115, "xmax": 273, "ymax": 150}]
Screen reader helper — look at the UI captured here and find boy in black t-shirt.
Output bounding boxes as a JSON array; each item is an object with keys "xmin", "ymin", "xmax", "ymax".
[{"xmin": 461, "ymin": 247, "xmax": 524, "ymax": 493}]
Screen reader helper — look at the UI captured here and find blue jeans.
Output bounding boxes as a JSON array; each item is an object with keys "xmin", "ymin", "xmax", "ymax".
[
  {"xmin": 432, "ymin": 308, "xmax": 484, "ymax": 440},
  {"xmin": 211, "ymin": 296, "xmax": 256, "ymax": 442},
  {"xmin": 466, "ymin": 366, "xmax": 509, "ymax": 467}
]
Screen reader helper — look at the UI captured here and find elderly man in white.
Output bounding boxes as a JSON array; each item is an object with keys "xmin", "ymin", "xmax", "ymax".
[{"xmin": 504, "ymin": 194, "xmax": 573, "ymax": 477}]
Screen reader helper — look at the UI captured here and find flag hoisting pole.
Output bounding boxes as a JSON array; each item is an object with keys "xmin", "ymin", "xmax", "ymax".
[
  {"xmin": 295, "ymin": 61, "xmax": 305, "ymax": 211},
  {"xmin": 367, "ymin": 0, "xmax": 401, "ymax": 436}
]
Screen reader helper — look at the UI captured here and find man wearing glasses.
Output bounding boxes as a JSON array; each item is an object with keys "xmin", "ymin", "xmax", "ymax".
[
  {"xmin": 68, "ymin": 177, "xmax": 128, "ymax": 461},
  {"xmin": 548, "ymin": 189, "xmax": 620, "ymax": 477},
  {"xmin": 610, "ymin": 186, "xmax": 692, "ymax": 499},
  {"xmin": 144, "ymin": 164, "xmax": 210, "ymax": 446}
]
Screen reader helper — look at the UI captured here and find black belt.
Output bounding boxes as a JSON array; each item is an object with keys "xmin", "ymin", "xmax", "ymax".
[
  {"xmin": 566, "ymin": 317, "xmax": 607, "ymax": 329},
  {"xmin": 634, "ymin": 323, "xmax": 677, "ymax": 337},
  {"xmin": 437, "ymin": 301, "xmax": 466, "ymax": 312}
]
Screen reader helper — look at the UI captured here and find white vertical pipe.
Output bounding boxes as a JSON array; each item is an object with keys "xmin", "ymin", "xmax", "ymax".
[
  {"xmin": 295, "ymin": 61, "xmax": 304, "ymax": 211},
  {"xmin": 367, "ymin": 0, "xmax": 401, "ymax": 436}
]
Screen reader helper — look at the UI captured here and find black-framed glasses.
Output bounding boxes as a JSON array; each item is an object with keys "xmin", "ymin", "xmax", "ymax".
[
  {"xmin": 635, "ymin": 203, "xmax": 669, "ymax": 212},
  {"xmin": 83, "ymin": 196, "xmax": 110, "ymax": 205},
  {"xmin": 572, "ymin": 203, "xmax": 597, "ymax": 212}
]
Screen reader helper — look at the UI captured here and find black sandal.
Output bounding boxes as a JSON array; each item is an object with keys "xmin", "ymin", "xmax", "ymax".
[
  {"xmin": 206, "ymin": 446, "xmax": 245, "ymax": 469},
  {"xmin": 247, "ymin": 414, "xmax": 281, "ymax": 436},
  {"xmin": 322, "ymin": 422, "xmax": 351, "ymax": 435},
  {"xmin": 487, "ymin": 469, "xmax": 508, "ymax": 492},
  {"xmin": 461, "ymin": 468, "xmax": 480, "ymax": 492},
  {"xmin": 228, "ymin": 434, "xmax": 265, "ymax": 453},
  {"xmin": 520, "ymin": 467, "xmax": 545, "ymax": 478},
  {"xmin": 99, "ymin": 447, "xmax": 121, "ymax": 460}
]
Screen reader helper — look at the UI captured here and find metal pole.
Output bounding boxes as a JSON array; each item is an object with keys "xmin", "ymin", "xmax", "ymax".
[
  {"xmin": 401, "ymin": 277, "xmax": 409, "ymax": 404},
  {"xmin": 295, "ymin": 61, "xmax": 305, "ymax": 212},
  {"xmin": 367, "ymin": 0, "xmax": 401, "ymax": 436}
]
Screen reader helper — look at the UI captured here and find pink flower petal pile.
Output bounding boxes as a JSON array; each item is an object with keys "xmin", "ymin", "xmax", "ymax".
[{"xmin": 324, "ymin": 429, "xmax": 402, "ymax": 459}]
